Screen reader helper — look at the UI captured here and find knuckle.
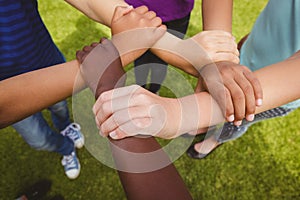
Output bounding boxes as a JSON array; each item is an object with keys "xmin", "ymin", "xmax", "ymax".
[
  {"xmin": 112, "ymin": 113, "xmax": 123, "ymax": 124},
  {"xmin": 241, "ymin": 65, "xmax": 250, "ymax": 71},
  {"xmin": 100, "ymin": 124, "xmax": 108, "ymax": 135},
  {"xmin": 243, "ymin": 84, "xmax": 253, "ymax": 94},
  {"xmin": 252, "ymin": 79, "xmax": 262, "ymax": 90},
  {"xmin": 233, "ymin": 92, "xmax": 244, "ymax": 101},
  {"xmin": 226, "ymin": 105, "xmax": 233, "ymax": 115},
  {"xmin": 129, "ymin": 11, "xmax": 137, "ymax": 18},
  {"xmin": 247, "ymin": 106, "xmax": 256, "ymax": 115},
  {"xmin": 101, "ymin": 101, "xmax": 111, "ymax": 114},
  {"xmin": 133, "ymin": 118, "xmax": 145, "ymax": 128},
  {"xmin": 149, "ymin": 11, "xmax": 156, "ymax": 16},
  {"xmin": 235, "ymin": 114, "xmax": 244, "ymax": 121},
  {"xmin": 135, "ymin": 93, "xmax": 149, "ymax": 103},
  {"xmin": 140, "ymin": 5, "xmax": 148, "ymax": 10}
]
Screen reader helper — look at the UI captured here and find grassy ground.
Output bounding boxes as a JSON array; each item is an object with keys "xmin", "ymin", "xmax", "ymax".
[{"xmin": 1, "ymin": 0, "xmax": 300, "ymax": 199}]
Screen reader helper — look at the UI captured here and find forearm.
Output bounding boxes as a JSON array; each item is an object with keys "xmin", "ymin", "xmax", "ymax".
[
  {"xmin": 65, "ymin": 0, "xmax": 129, "ymax": 26},
  {"xmin": 0, "ymin": 60, "xmax": 85, "ymax": 128},
  {"xmin": 189, "ymin": 55, "xmax": 300, "ymax": 129},
  {"xmin": 202, "ymin": 0, "xmax": 233, "ymax": 32},
  {"xmin": 151, "ymin": 33, "xmax": 211, "ymax": 77},
  {"xmin": 89, "ymin": 41, "xmax": 192, "ymax": 200}
]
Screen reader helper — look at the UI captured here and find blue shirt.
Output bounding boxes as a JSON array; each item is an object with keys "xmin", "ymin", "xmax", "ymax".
[
  {"xmin": 240, "ymin": 0, "xmax": 300, "ymax": 109},
  {"xmin": 0, "ymin": 0, "xmax": 64, "ymax": 81}
]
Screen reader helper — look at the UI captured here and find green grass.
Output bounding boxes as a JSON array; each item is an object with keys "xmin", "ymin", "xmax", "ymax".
[{"xmin": 1, "ymin": 0, "xmax": 300, "ymax": 199}]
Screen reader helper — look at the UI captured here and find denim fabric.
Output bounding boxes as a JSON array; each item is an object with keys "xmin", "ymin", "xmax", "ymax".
[{"xmin": 12, "ymin": 100, "xmax": 74, "ymax": 155}]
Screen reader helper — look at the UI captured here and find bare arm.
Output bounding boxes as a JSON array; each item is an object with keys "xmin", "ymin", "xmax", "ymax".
[
  {"xmin": 64, "ymin": 0, "xmax": 129, "ymax": 26},
  {"xmin": 94, "ymin": 51, "xmax": 300, "ymax": 139},
  {"xmin": 0, "ymin": 60, "xmax": 85, "ymax": 128},
  {"xmin": 65, "ymin": 0, "xmax": 238, "ymax": 75},
  {"xmin": 202, "ymin": 0, "xmax": 233, "ymax": 32},
  {"xmin": 0, "ymin": 5, "xmax": 165, "ymax": 129}
]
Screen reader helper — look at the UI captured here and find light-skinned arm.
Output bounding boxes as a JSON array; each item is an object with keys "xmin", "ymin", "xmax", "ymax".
[
  {"xmin": 93, "ymin": 51, "xmax": 300, "ymax": 139},
  {"xmin": 65, "ymin": 0, "xmax": 239, "ymax": 75},
  {"xmin": 199, "ymin": 0, "xmax": 263, "ymax": 125},
  {"xmin": 0, "ymin": 6, "xmax": 165, "ymax": 128}
]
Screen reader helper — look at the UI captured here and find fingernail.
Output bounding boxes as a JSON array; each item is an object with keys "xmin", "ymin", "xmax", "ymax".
[
  {"xmin": 246, "ymin": 114, "xmax": 255, "ymax": 121},
  {"xmin": 256, "ymin": 99, "xmax": 263, "ymax": 106},
  {"xmin": 227, "ymin": 115, "xmax": 235, "ymax": 122},
  {"xmin": 127, "ymin": 5, "xmax": 134, "ymax": 9},
  {"xmin": 234, "ymin": 120, "xmax": 242, "ymax": 126},
  {"xmin": 109, "ymin": 131, "xmax": 118, "ymax": 139}
]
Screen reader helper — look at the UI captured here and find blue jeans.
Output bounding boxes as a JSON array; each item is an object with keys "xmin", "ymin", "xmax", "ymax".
[{"xmin": 12, "ymin": 100, "xmax": 74, "ymax": 156}]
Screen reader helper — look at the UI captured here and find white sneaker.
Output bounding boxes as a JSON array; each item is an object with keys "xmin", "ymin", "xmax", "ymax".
[
  {"xmin": 61, "ymin": 123, "xmax": 84, "ymax": 149},
  {"xmin": 61, "ymin": 151, "xmax": 81, "ymax": 179}
]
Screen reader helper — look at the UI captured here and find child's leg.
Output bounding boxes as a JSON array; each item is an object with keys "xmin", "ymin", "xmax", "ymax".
[
  {"xmin": 12, "ymin": 112, "xmax": 74, "ymax": 155},
  {"xmin": 48, "ymin": 100, "xmax": 71, "ymax": 131}
]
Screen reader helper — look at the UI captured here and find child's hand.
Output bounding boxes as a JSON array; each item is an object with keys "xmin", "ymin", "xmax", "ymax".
[
  {"xmin": 111, "ymin": 6, "xmax": 166, "ymax": 66},
  {"xmin": 191, "ymin": 30, "xmax": 240, "ymax": 64},
  {"xmin": 92, "ymin": 85, "xmax": 189, "ymax": 140},
  {"xmin": 76, "ymin": 38, "xmax": 125, "ymax": 95},
  {"xmin": 76, "ymin": 40, "xmax": 101, "ymax": 64},
  {"xmin": 197, "ymin": 61, "xmax": 263, "ymax": 125}
]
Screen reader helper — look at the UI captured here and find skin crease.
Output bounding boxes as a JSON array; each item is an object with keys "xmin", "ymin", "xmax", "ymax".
[
  {"xmin": 79, "ymin": 8, "xmax": 193, "ymax": 200},
  {"xmin": 92, "ymin": 51, "xmax": 300, "ymax": 140},
  {"xmin": 65, "ymin": 0, "xmax": 262, "ymax": 123},
  {"xmin": 0, "ymin": 6, "xmax": 165, "ymax": 128},
  {"xmin": 0, "ymin": 3, "xmax": 299, "ymax": 198},
  {"xmin": 0, "ymin": 2, "xmax": 262, "ymax": 130},
  {"xmin": 1, "ymin": 6, "xmax": 193, "ymax": 200}
]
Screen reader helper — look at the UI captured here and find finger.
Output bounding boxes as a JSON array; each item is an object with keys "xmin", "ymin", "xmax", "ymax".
[
  {"xmin": 76, "ymin": 50, "xmax": 85, "ymax": 63},
  {"xmin": 83, "ymin": 45, "xmax": 94, "ymax": 52},
  {"xmin": 94, "ymin": 87, "xmax": 152, "ymax": 122},
  {"xmin": 112, "ymin": 5, "xmax": 134, "ymax": 22},
  {"xmin": 134, "ymin": 5, "xmax": 149, "ymax": 14},
  {"xmin": 152, "ymin": 25, "xmax": 167, "ymax": 39},
  {"xmin": 211, "ymin": 52, "xmax": 240, "ymax": 64},
  {"xmin": 208, "ymin": 42, "xmax": 239, "ymax": 57},
  {"xmin": 224, "ymin": 79, "xmax": 246, "ymax": 121},
  {"xmin": 144, "ymin": 10, "xmax": 156, "ymax": 19},
  {"xmin": 91, "ymin": 42, "xmax": 99, "ymax": 47},
  {"xmin": 93, "ymin": 85, "xmax": 142, "ymax": 114},
  {"xmin": 100, "ymin": 106, "xmax": 151, "ymax": 135},
  {"xmin": 151, "ymin": 16, "xmax": 163, "ymax": 27},
  {"xmin": 217, "ymin": 86, "xmax": 234, "ymax": 122},
  {"xmin": 233, "ymin": 72, "xmax": 256, "ymax": 121},
  {"xmin": 95, "ymin": 95, "xmax": 132, "ymax": 124},
  {"xmin": 106, "ymin": 118, "xmax": 149, "ymax": 140},
  {"xmin": 109, "ymin": 115, "xmax": 163, "ymax": 139},
  {"xmin": 243, "ymin": 69, "xmax": 263, "ymax": 107},
  {"xmin": 100, "ymin": 37, "xmax": 108, "ymax": 43},
  {"xmin": 205, "ymin": 80, "xmax": 234, "ymax": 122}
]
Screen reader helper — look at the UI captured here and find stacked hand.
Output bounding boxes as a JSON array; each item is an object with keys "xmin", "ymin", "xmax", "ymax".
[
  {"xmin": 111, "ymin": 5, "xmax": 166, "ymax": 66},
  {"xmin": 196, "ymin": 61, "xmax": 263, "ymax": 126},
  {"xmin": 190, "ymin": 31, "xmax": 262, "ymax": 125},
  {"xmin": 93, "ymin": 85, "xmax": 183, "ymax": 139},
  {"xmin": 191, "ymin": 30, "xmax": 240, "ymax": 64}
]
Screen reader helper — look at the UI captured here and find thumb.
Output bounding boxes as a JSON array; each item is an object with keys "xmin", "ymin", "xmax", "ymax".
[{"xmin": 112, "ymin": 5, "xmax": 134, "ymax": 22}]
